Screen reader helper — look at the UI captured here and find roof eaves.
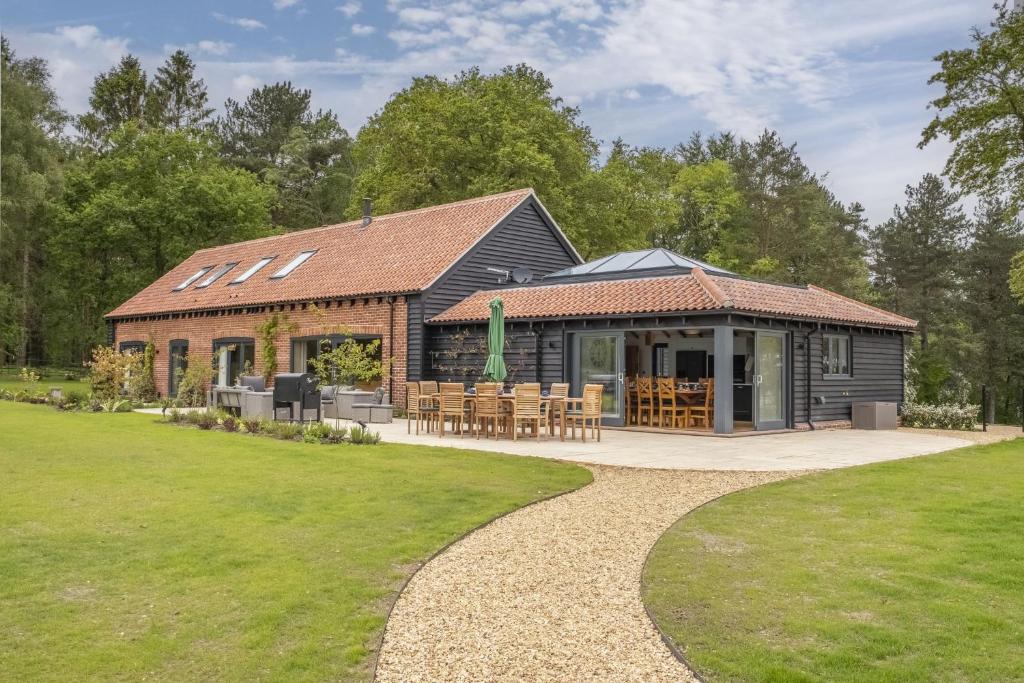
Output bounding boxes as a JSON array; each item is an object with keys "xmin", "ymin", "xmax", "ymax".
[{"xmin": 806, "ymin": 284, "xmax": 918, "ymax": 327}]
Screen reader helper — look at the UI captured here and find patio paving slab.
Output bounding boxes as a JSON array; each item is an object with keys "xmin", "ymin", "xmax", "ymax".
[{"xmin": 334, "ymin": 419, "xmax": 1008, "ymax": 471}]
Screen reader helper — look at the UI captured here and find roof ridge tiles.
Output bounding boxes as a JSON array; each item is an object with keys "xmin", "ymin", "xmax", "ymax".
[
  {"xmin": 192, "ymin": 188, "xmax": 535, "ymax": 253},
  {"xmin": 691, "ymin": 267, "xmax": 733, "ymax": 308}
]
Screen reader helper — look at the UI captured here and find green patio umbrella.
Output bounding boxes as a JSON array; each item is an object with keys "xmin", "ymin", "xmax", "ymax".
[{"xmin": 482, "ymin": 297, "xmax": 508, "ymax": 382}]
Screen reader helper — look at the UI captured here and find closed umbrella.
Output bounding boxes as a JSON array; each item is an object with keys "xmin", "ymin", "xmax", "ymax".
[{"xmin": 483, "ymin": 297, "xmax": 507, "ymax": 382}]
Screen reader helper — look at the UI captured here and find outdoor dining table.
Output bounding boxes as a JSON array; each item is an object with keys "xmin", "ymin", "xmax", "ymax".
[{"xmin": 425, "ymin": 391, "xmax": 566, "ymax": 437}]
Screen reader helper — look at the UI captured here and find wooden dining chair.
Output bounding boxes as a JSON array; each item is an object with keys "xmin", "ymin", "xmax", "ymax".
[
  {"xmin": 658, "ymin": 377, "xmax": 689, "ymax": 429},
  {"xmin": 511, "ymin": 383, "xmax": 542, "ymax": 440},
  {"xmin": 438, "ymin": 382, "xmax": 471, "ymax": 437},
  {"xmin": 624, "ymin": 376, "xmax": 638, "ymax": 425},
  {"xmin": 636, "ymin": 376, "xmax": 655, "ymax": 426},
  {"xmin": 688, "ymin": 378, "xmax": 715, "ymax": 429},
  {"xmin": 546, "ymin": 382, "xmax": 569, "ymax": 435},
  {"xmin": 564, "ymin": 384, "xmax": 603, "ymax": 442},
  {"xmin": 405, "ymin": 381, "xmax": 437, "ymax": 434},
  {"xmin": 474, "ymin": 383, "xmax": 501, "ymax": 439}
]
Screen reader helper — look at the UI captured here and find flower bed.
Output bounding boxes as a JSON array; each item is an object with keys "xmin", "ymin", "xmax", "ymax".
[{"xmin": 164, "ymin": 408, "xmax": 382, "ymax": 445}]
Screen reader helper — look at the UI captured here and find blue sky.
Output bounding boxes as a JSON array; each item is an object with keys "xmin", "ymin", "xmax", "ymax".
[{"xmin": 3, "ymin": 0, "xmax": 999, "ymax": 222}]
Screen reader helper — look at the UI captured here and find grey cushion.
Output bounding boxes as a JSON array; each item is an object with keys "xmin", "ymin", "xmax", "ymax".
[
  {"xmin": 239, "ymin": 376, "xmax": 265, "ymax": 392},
  {"xmin": 321, "ymin": 385, "xmax": 337, "ymax": 401},
  {"xmin": 373, "ymin": 387, "xmax": 386, "ymax": 405}
]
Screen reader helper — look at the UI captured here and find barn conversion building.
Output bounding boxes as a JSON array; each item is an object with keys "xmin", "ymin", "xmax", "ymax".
[{"xmin": 107, "ymin": 188, "xmax": 916, "ymax": 434}]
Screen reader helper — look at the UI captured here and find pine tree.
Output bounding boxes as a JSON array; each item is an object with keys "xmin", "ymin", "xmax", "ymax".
[
  {"xmin": 146, "ymin": 50, "xmax": 213, "ymax": 130},
  {"xmin": 76, "ymin": 55, "xmax": 148, "ymax": 146}
]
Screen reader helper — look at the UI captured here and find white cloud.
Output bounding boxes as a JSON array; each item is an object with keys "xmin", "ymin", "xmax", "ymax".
[
  {"xmin": 337, "ymin": 1, "xmax": 362, "ymax": 17},
  {"xmin": 196, "ymin": 40, "xmax": 234, "ymax": 56},
  {"xmin": 231, "ymin": 74, "xmax": 262, "ymax": 95},
  {"xmin": 351, "ymin": 23, "xmax": 377, "ymax": 35},
  {"xmin": 212, "ymin": 13, "xmax": 267, "ymax": 30},
  {"xmin": 273, "ymin": 0, "xmax": 302, "ymax": 8},
  {"xmin": 397, "ymin": 7, "xmax": 445, "ymax": 24}
]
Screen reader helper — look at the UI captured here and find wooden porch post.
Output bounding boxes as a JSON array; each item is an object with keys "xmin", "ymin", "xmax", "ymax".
[{"xmin": 713, "ymin": 326, "xmax": 734, "ymax": 434}]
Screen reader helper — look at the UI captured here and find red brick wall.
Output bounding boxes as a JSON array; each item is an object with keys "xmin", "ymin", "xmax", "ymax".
[{"xmin": 112, "ymin": 297, "xmax": 408, "ymax": 404}]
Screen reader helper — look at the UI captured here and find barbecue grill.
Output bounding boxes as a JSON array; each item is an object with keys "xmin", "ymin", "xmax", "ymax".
[{"xmin": 273, "ymin": 372, "xmax": 321, "ymax": 422}]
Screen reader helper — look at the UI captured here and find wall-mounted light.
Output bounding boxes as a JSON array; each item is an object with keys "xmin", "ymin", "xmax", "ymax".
[{"xmin": 683, "ymin": 329, "xmax": 701, "ymax": 337}]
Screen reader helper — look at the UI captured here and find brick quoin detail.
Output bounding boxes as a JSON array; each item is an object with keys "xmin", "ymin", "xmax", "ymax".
[{"xmin": 113, "ymin": 298, "xmax": 408, "ymax": 405}]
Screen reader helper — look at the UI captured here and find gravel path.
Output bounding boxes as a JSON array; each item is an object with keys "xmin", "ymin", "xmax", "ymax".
[{"xmin": 375, "ymin": 466, "xmax": 797, "ymax": 682}]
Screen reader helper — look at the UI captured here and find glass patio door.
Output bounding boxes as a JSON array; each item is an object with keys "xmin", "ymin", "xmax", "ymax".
[
  {"xmin": 754, "ymin": 331, "xmax": 786, "ymax": 430},
  {"xmin": 573, "ymin": 332, "xmax": 625, "ymax": 426}
]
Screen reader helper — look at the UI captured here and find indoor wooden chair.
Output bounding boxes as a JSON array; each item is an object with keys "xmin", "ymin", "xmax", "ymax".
[
  {"xmin": 658, "ymin": 377, "xmax": 689, "ymax": 429},
  {"xmin": 564, "ymin": 383, "xmax": 603, "ymax": 442},
  {"xmin": 473, "ymin": 383, "xmax": 502, "ymax": 439},
  {"xmin": 405, "ymin": 381, "xmax": 437, "ymax": 434},
  {"xmin": 511, "ymin": 383, "xmax": 543, "ymax": 440},
  {"xmin": 438, "ymin": 382, "xmax": 472, "ymax": 437},
  {"xmin": 636, "ymin": 376, "xmax": 655, "ymax": 426},
  {"xmin": 688, "ymin": 378, "xmax": 715, "ymax": 429},
  {"xmin": 546, "ymin": 382, "xmax": 569, "ymax": 435},
  {"xmin": 624, "ymin": 376, "xmax": 638, "ymax": 425}
]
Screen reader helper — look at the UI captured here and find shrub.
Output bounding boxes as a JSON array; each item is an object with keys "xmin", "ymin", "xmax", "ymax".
[
  {"xmin": 349, "ymin": 425, "xmax": 382, "ymax": 445},
  {"xmin": 268, "ymin": 421, "xmax": 303, "ymax": 440},
  {"xmin": 326, "ymin": 425, "xmax": 349, "ymax": 444},
  {"xmin": 302, "ymin": 421, "xmax": 334, "ymax": 443},
  {"xmin": 176, "ymin": 354, "xmax": 213, "ymax": 408},
  {"xmin": 131, "ymin": 340, "xmax": 158, "ymax": 402},
  {"xmin": 102, "ymin": 399, "xmax": 133, "ymax": 413},
  {"xmin": 88, "ymin": 346, "xmax": 141, "ymax": 400},
  {"xmin": 240, "ymin": 417, "xmax": 264, "ymax": 434},
  {"xmin": 166, "ymin": 408, "xmax": 184, "ymax": 423},
  {"xmin": 221, "ymin": 415, "xmax": 238, "ymax": 432},
  {"xmin": 901, "ymin": 402, "xmax": 978, "ymax": 430},
  {"xmin": 19, "ymin": 367, "xmax": 41, "ymax": 383},
  {"xmin": 195, "ymin": 410, "xmax": 218, "ymax": 430}
]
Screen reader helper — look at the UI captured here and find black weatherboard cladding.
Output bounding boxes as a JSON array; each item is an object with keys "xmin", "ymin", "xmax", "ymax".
[{"xmin": 406, "ymin": 197, "xmax": 581, "ymax": 381}]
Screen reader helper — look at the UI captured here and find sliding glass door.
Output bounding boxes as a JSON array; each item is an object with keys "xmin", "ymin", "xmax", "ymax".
[
  {"xmin": 573, "ymin": 332, "xmax": 625, "ymax": 426},
  {"xmin": 754, "ymin": 331, "xmax": 786, "ymax": 430}
]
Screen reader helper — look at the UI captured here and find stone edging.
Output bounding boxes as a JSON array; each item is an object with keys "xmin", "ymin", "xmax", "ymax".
[{"xmin": 369, "ymin": 466, "xmax": 597, "ymax": 681}]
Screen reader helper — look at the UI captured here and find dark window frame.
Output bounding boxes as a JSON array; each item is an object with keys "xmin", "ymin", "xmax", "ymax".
[
  {"xmin": 119, "ymin": 340, "xmax": 146, "ymax": 354},
  {"xmin": 212, "ymin": 337, "xmax": 256, "ymax": 386},
  {"xmin": 168, "ymin": 339, "xmax": 189, "ymax": 397},
  {"xmin": 289, "ymin": 333, "xmax": 382, "ymax": 375},
  {"xmin": 822, "ymin": 333, "xmax": 852, "ymax": 379}
]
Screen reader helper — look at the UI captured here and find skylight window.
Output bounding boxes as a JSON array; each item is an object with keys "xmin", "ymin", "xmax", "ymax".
[
  {"xmin": 230, "ymin": 256, "xmax": 275, "ymax": 284},
  {"xmin": 270, "ymin": 250, "xmax": 316, "ymax": 279},
  {"xmin": 195, "ymin": 262, "xmax": 238, "ymax": 288},
  {"xmin": 173, "ymin": 266, "xmax": 213, "ymax": 291}
]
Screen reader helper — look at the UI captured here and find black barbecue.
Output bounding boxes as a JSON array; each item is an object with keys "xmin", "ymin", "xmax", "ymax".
[{"xmin": 273, "ymin": 372, "xmax": 321, "ymax": 422}]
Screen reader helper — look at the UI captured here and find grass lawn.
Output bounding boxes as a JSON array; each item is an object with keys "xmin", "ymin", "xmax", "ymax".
[
  {"xmin": 0, "ymin": 402, "xmax": 590, "ymax": 681},
  {"xmin": 643, "ymin": 439, "xmax": 1024, "ymax": 682},
  {"xmin": 0, "ymin": 376, "xmax": 90, "ymax": 396}
]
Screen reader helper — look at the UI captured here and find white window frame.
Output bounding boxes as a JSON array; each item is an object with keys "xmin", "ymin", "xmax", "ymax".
[
  {"xmin": 173, "ymin": 266, "xmax": 213, "ymax": 291},
  {"xmin": 230, "ymin": 256, "xmax": 276, "ymax": 284},
  {"xmin": 823, "ymin": 334, "xmax": 851, "ymax": 379},
  {"xmin": 270, "ymin": 250, "xmax": 317, "ymax": 279},
  {"xmin": 195, "ymin": 262, "xmax": 238, "ymax": 288}
]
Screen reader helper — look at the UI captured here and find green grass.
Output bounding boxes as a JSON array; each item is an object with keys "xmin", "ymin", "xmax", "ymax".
[
  {"xmin": 0, "ymin": 403, "xmax": 590, "ymax": 681},
  {"xmin": 643, "ymin": 439, "xmax": 1024, "ymax": 682},
  {"xmin": 0, "ymin": 376, "xmax": 90, "ymax": 396}
]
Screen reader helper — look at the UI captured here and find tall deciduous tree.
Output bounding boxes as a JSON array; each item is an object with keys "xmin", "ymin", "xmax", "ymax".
[
  {"xmin": 921, "ymin": 3, "xmax": 1024, "ymax": 211},
  {"xmin": 218, "ymin": 81, "xmax": 353, "ymax": 230},
  {"xmin": 663, "ymin": 159, "xmax": 742, "ymax": 262},
  {"xmin": 0, "ymin": 38, "xmax": 66, "ymax": 366},
  {"xmin": 350, "ymin": 65, "xmax": 597, "ymax": 244},
  {"xmin": 48, "ymin": 125, "xmax": 274, "ymax": 363}
]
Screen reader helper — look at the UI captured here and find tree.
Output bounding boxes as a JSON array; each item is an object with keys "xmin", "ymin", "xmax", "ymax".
[
  {"xmin": 961, "ymin": 198, "xmax": 1024, "ymax": 421},
  {"xmin": 218, "ymin": 81, "xmax": 354, "ymax": 229},
  {"xmin": 572, "ymin": 141, "xmax": 681, "ymax": 258},
  {"xmin": 76, "ymin": 55, "xmax": 148, "ymax": 146},
  {"xmin": 47, "ymin": 125, "xmax": 274, "ymax": 363},
  {"xmin": 663, "ymin": 159, "xmax": 742, "ymax": 261},
  {"xmin": 921, "ymin": 3, "xmax": 1024, "ymax": 211},
  {"xmin": 869, "ymin": 174, "xmax": 970, "ymax": 402},
  {"xmin": 350, "ymin": 65, "xmax": 597, "ymax": 244},
  {"xmin": 679, "ymin": 130, "xmax": 869, "ymax": 294},
  {"xmin": 0, "ymin": 38, "xmax": 66, "ymax": 366},
  {"xmin": 145, "ymin": 50, "xmax": 214, "ymax": 130}
]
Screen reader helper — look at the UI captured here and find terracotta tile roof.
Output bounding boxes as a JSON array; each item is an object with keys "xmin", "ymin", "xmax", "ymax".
[
  {"xmin": 429, "ymin": 269, "xmax": 918, "ymax": 330},
  {"xmin": 107, "ymin": 189, "xmax": 534, "ymax": 318}
]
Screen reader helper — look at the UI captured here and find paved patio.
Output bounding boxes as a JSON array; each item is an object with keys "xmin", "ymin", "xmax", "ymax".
[{"xmin": 330, "ymin": 418, "xmax": 1017, "ymax": 471}]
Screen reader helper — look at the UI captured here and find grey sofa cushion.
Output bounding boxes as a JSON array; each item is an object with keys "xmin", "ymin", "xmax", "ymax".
[{"xmin": 321, "ymin": 385, "xmax": 337, "ymax": 401}]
